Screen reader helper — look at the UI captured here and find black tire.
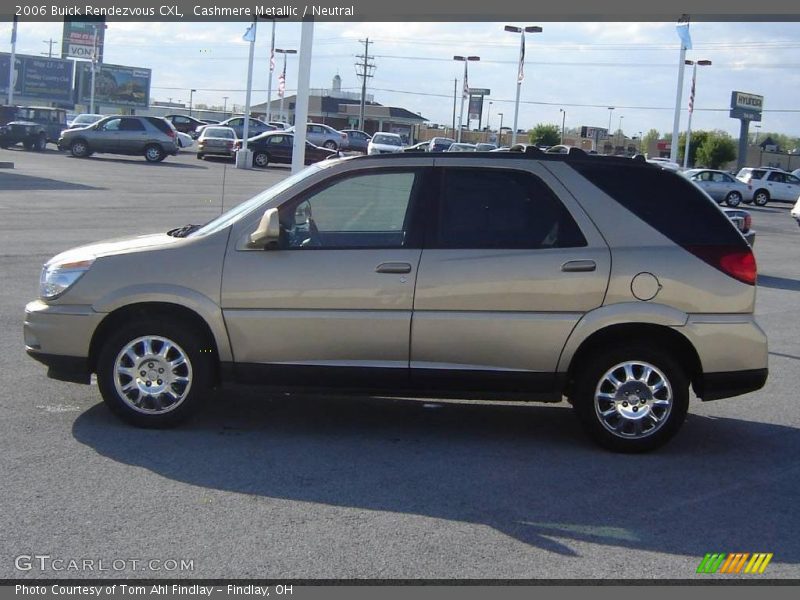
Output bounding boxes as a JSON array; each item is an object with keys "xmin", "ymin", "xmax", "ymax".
[
  {"xmin": 196, "ymin": 153, "xmax": 204, "ymax": 160},
  {"xmin": 144, "ymin": 144, "xmax": 166, "ymax": 163},
  {"xmin": 96, "ymin": 317, "xmax": 214, "ymax": 428},
  {"xmin": 23, "ymin": 140, "xmax": 34, "ymax": 151},
  {"xmin": 70, "ymin": 139, "xmax": 90, "ymax": 158},
  {"xmin": 753, "ymin": 189, "xmax": 769, "ymax": 206},
  {"xmin": 323, "ymin": 140, "xmax": 338, "ymax": 150},
  {"xmin": 724, "ymin": 191, "xmax": 742, "ymax": 207},
  {"xmin": 253, "ymin": 151, "xmax": 269, "ymax": 168},
  {"xmin": 571, "ymin": 344, "xmax": 689, "ymax": 452},
  {"xmin": 35, "ymin": 132, "xmax": 47, "ymax": 152}
]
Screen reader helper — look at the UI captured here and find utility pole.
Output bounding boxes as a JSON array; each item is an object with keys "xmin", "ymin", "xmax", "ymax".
[
  {"xmin": 8, "ymin": 15, "xmax": 17, "ymax": 105},
  {"xmin": 355, "ymin": 38, "xmax": 375, "ymax": 131},
  {"xmin": 452, "ymin": 78, "xmax": 457, "ymax": 136},
  {"xmin": 42, "ymin": 38, "xmax": 57, "ymax": 58}
]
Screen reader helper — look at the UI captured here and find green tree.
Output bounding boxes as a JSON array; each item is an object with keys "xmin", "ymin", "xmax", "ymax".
[
  {"xmin": 696, "ymin": 131, "xmax": 737, "ymax": 169},
  {"xmin": 528, "ymin": 123, "xmax": 561, "ymax": 147},
  {"xmin": 642, "ymin": 128, "xmax": 660, "ymax": 152},
  {"xmin": 677, "ymin": 130, "xmax": 710, "ymax": 167}
]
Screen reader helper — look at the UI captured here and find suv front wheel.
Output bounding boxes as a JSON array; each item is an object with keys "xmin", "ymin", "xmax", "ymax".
[
  {"xmin": 144, "ymin": 144, "xmax": 166, "ymax": 162},
  {"xmin": 96, "ymin": 318, "xmax": 213, "ymax": 427},
  {"xmin": 70, "ymin": 139, "xmax": 91, "ymax": 158},
  {"xmin": 572, "ymin": 344, "xmax": 689, "ymax": 452},
  {"xmin": 753, "ymin": 189, "xmax": 770, "ymax": 206}
]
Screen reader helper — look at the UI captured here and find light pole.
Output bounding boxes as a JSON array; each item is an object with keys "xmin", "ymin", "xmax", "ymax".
[
  {"xmin": 222, "ymin": 96, "xmax": 228, "ymax": 115},
  {"xmin": 671, "ymin": 15, "xmax": 692, "ymax": 164},
  {"xmin": 498, "ymin": 112, "xmax": 504, "ymax": 146},
  {"xmin": 188, "ymin": 89, "xmax": 196, "ymax": 116},
  {"xmin": 606, "ymin": 107, "xmax": 614, "ymax": 154},
  {"xmin": 8, "ymin": 15, "xmax": 17, "ymax": 105},
  {"xmin": 639, "ymin": 131, "xmax": 643, "ymax": 154},
  {"xmin": 453, "ymin": 55, "xmax": 479, "ymax": 143},
  {"xmin": 89, "ymin": 25, "xmax": 99, "ymax": 114},
  {"xmin": 504, "ymin": 25, "xmax": 542, "ymax": 145},
  {"xmin": 559, "ymin": 108, "xmax": 566, "ymax": 144},
  {"xmin": 266, "ymin": 20, "xmax": 276, "ymax": 123},
  {"xmin": 682, "ymin": 59, "xmax": 712, "ymax": 168},
  {"xmin": 486, "ymin": 101, "xmax": 493, "ymax": 142},
  {"xmin": 618, "ymin": 115, "xmax": 624, "ymax": 151},
  {"xmin": 276, "ymin": 48, "xmax": 297, "ymax": 123},
  {"xmin": 754, "ymin": 124, "xmax": 761, "ymax": 146}
]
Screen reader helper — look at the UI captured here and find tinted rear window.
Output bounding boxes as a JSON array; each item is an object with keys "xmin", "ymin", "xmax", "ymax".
[
  {"xmin": 571, "ymin": 162, "xmax": 746, "ymax": 247},
  {"xmin": 145, "ymin": 117, "xmax": 172, "ymax": 134}
]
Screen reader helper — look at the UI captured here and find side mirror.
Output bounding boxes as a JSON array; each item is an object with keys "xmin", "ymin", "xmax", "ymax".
[{"xmin": 248, "ymin": 208, "xmax": 281, "ymax": 249}]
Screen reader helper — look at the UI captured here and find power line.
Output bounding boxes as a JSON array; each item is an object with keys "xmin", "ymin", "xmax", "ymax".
[{"xmin": 42, "ymin": 38, "xmax": 57, "ymax": 58}]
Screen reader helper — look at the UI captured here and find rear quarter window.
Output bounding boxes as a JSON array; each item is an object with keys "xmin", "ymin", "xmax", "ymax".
[{"xmin": 570, "ymin": 162, "xmax": 746, "ymax": 247}]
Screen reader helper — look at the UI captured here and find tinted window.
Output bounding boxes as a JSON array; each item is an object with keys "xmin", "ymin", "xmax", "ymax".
[
  {"xmin": 571, "ymin": 162, "xmax": 746, "ymax": 247},
  {"xmin": 436, "ymin": 168, "xmax": 586, "ymax": 249},
  {"xmin": 145, "ymin": 117, "xmax": 173, "ymax": 135},
  {"xmin": 786, "ymin": 174, "xmax": 800, "ymax": 185},
  {"xmin": 267, "ymin": 135, "xmax": 288, "ymax": 145},
  {"xmin": 120, "ymin": 118, "xmax": 145, "ymax": 131},
  {"xmin": 279, "ymin": 171, "xmax": 418, "ymax": 249},
  {"xmin": 767, "ymin": 172, "xmax": 785, "ymax": 182},
  {"xmin": 101, "ymin": 118, "xmax": 122, "ymax": 131}
]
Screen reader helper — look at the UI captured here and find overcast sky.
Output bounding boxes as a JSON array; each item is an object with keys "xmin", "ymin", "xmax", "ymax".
[{"xmin": 3, "ymin": 20, "xmax": 799, "ymax": 138}]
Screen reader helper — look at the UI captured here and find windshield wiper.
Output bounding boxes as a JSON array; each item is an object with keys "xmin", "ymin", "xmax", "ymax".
[{"xmin": 167, "ymin": 224, "xmax": 201, "ymax": 238}]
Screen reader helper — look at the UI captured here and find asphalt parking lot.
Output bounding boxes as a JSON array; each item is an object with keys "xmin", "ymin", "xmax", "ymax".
[{"xmin": 1, "ymin": 146, "xmax": 799, "ymax": 580}]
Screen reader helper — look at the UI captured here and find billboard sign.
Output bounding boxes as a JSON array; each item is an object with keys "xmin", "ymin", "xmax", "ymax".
[
  {"xmin": 729, "ymin": 91, "xmax": 763, "ymax": 122},
  {"xmin": 76, "ymin": 62, "xmax": 151, "ymax": 108},
  {"xmin": 62, "ymin": 18, "xmax": 106, "ymax": 62},
  {"xmin": 580, "ymin": 126, "xmax": 609, "ymax": 140},
  {"xmin": 468, "ymin": 94, "xmax": 484, "ymax": 121},
  {"xmin": 0, "ymin": 53, "xmax": 74, "ymax": 103}
]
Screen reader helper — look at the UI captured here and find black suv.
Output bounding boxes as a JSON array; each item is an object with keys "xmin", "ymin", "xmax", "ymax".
[{"xmin": 0, "ymin": 106, "xmax": 67, "ymax": 151}]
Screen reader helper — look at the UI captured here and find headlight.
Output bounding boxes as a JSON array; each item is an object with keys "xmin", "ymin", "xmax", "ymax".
[{"xmin": 39, "ymin": 259, "xmax": 94, "ymax": 300}]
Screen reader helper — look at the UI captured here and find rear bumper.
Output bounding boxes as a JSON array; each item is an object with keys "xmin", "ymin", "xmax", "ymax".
[{"xmin": 699, "ymin": 368, "xmax": 768, "ymax": 401}]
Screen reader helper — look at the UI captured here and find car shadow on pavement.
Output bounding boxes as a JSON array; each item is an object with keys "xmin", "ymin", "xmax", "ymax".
[
  {"xmin": 68, "ymin": 156, "xmax": 208, "ymax": 169},
  {"xmin": 72, "ymin": 391, "xmax": 800, "ymax": 562},
  {"xmin": 758, "ymin": 275, "xmax": 800, "ymax": 292},
  {"xmin": 0, "ymin": 171, "xmax": 104, "ymax": 191}
]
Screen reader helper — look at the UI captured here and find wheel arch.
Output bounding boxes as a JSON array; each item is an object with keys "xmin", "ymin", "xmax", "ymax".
[
  {"xmin": 88, "ymin": 302, "xmax": 223, "ymax": 385},
  {"xmin": 561, "ymin": 320, "xmax": 702, "ymax": 399}
]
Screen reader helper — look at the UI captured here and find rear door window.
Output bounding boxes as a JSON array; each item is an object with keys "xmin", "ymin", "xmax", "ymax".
[{"xmin": 433, "ymin": 168, "xmax": 587, "ymax": 249}]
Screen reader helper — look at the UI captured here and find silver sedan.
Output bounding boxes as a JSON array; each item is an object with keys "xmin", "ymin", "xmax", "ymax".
[{"xmin": 682, "ymin": 169, "xmax": 752, "ymax": 207}]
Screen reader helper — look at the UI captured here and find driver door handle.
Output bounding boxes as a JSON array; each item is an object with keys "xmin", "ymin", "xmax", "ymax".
[
  {"xmin": 561, "ymin": 259, "xmax": 596, "ymax": 272},
  {"xmin": 375, "ymin": 262, "xmax": 412, "ymax": 274}
]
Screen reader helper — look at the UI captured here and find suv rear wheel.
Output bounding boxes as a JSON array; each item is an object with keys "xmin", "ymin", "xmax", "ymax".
[
  {"xmin": 753, "ymin": 189, "xmax": 770, "ymax": 206},
  {"xmin": 34, "ymin": 132, "xmax": 47, "ymax": 152},
  {"xmin": 572, "ymin": 344, "xmax": 689, "ymax": 452},
  {"xmin": 144, "ymin": 144, "xmax": 166, "ymax": 162},
  {"xmin": 96, "ymin": 318, "xmax": 213, "ymax": 427}
]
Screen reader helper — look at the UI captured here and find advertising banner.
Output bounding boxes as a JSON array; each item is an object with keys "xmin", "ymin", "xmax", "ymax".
[
  {"xmin": 0, "ymin": 52, "xmax": 74, "ymax": 103},
  {"xmin": 76, "ymin": 62, "xmax": 151, "ymax": 108},
  {"xmin": 729, "ymin": 91, "xmax": 764, "ymax": 122},
  {"xmin": 468, "ymin": 94, "xmax": 484, "ymax": 121}
]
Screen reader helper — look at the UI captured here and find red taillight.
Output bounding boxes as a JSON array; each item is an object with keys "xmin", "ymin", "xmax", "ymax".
[
  {"xmin": 744, "ymin": 214, "xmax": 752, "ymax": 231},
  {"xmin": 233, "ymin": 141, "xmax": 241, "ymax": 149},
  {"xmin": 685, "ymin": 245, "xmax": 757, "ymax": 285},
  {"xmin": 166, "ymin": 129, "xmax": 176, "ymax": 138}
]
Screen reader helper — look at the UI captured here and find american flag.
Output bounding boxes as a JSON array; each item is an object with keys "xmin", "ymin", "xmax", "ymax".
[
  {"xmin": 518, "ymin": 33, "xmax": 525, "ymax": 83},
  {"xmin": 269, "ymin": 48, "xmax": 275, "ymax": 73},
  {"xmin": 462, "ymin": 70, "xmax": 469, "ymax": 100},
  {"xmin": 688, "ymin": 71, "xmax": 696, "ymax": 114},
  {"xmin": 278, "ymin": 67, "xmax": 286, "ymax": 98}
]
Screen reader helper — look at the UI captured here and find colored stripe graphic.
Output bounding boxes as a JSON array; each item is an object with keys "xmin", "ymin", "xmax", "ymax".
[{"xmin": 697, "ymin": 552, "xmax": 773, "ymax": 574}]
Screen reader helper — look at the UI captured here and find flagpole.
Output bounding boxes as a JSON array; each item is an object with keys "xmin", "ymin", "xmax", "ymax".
[
  {"xmin": 683, "ymin": 62, "xmax": 696, "ymax": 169},
  {"xmin": 7, "ymin": 15, "xmax": 17, "ymax": 105},
  {"xmin": 237, "ymin": 19, "xmax": 257, "ymax": 170},
  {"xmin": 279, "ymin": 52, "xmax": 287, "ymax": 122},
  {"xmin": 511, "ymin": 32, "xmax": 524, "ymax": 145},
  {"xmin": 458, "ymin": 60, "xmax": 467, "ymax": 143},
  {"xmin": 266, "ymin": 20, "xmax": 275, "ymax": 123}
]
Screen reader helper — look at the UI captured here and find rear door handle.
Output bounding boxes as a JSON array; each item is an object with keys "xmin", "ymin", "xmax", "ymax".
[
  {"xmin": 561, "ymin": 259, "xmax": 597, "ymax": 273},
  {"xmin": 375, "ymin": 262, "xmax": 412, "ymax": 274}
]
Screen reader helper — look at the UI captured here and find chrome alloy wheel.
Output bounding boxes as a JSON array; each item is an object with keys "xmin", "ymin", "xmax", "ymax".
[
  {"xmin": 594, "ymin": 361, "xmax": 673, "ymax": 439},
  {"xmin": 113, "ymin": 336, "xmax": 193, "ymax": 414}
]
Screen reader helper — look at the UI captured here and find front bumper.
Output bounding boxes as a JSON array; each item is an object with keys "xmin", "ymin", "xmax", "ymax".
[{"xmin": 24, "ymin": 300, "xmax": 104, "ymax": 384}]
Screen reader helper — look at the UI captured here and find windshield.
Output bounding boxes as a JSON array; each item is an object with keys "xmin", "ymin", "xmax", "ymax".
[
  {"xmin": 373, "ymin": 135, "xmax": 401, "ymax": 146},
  {"xmin": 74, "ymin": 114, "xmax": 102, "ymax": 125},
  {"xmin": 191, "ymin": 165, "xmax": 324, "ymax": 237},
  {"xmin": 203, "ymin": 127, "xmax": 235, "ymax": 139}
]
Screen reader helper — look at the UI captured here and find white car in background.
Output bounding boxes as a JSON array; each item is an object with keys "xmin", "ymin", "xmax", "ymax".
[
  {"xmin": 367, "ymin": 132, "xmax": 404, "ymax": 155},
  {"xmin": 646, "ymin": 157, "xmax": 681, "ymax": 171},
  {"xmin": 176, "ymin": 131, "xmax": 194, "ymax": 150}
]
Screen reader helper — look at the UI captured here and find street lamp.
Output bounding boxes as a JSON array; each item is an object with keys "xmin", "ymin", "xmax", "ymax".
[
  {"xmin": 504, "ymin": 25, "xmax": 542, "ymax": 145},
  {"xmin": 497, "ymin": 112, "xmax": 504, "ymax": 146},
  {"xmin": 276, "ymin": 48, "xmax": 297, "ymax": 123},
  {"xmin": 618, "ymin": 115, "xmax": 624, "ymax": 150},
  {"xmin": 189, "ymin": 89, "xmax": 197, "ymax": 116},
  {"xmin": 682, "ymin": 59, "xmax": 712, "ymax": 168},
  {"xmin": 606, "ymin": 107, "xmax": 615, "ymax": 154},
  {"xmin": 486, "ymin": 101, "xmax": 493, "ymax": 142},
  {"xmin": 559, "ymin": 108, "xmax": 566, "ymax": 144},
  {"xmin": 754, "ymin": 123, "xmax": 762, "ymax": 146},
  {"xmin": 453, "ymin": 55, "xmax": 480, "ymax": 142}
]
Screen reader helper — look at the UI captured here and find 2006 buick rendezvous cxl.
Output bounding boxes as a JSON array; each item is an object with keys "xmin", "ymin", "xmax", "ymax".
[{"xmin": 24, "ymin": 147, "xmax": 768, "ymax": 451}]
